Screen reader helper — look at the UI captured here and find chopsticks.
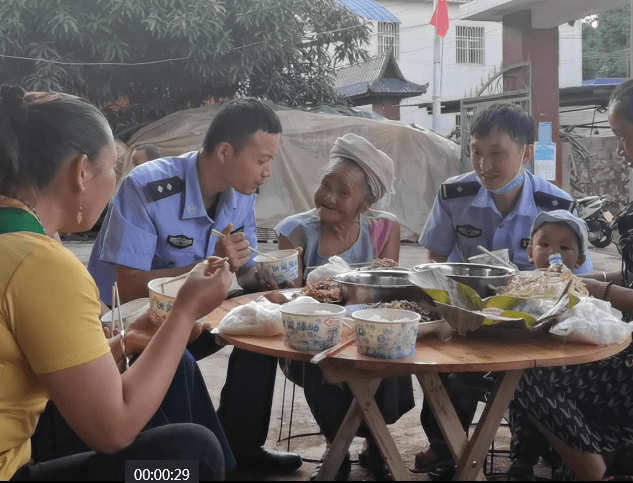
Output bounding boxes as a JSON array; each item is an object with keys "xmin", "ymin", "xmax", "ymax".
[
  {"xmin": 210, "ymin": 228, "xmax": 276, "ymax": 261},
  {"xmin": 159, "ymin": 256, "xmax": 230, "ymax": 292},
  {"xmin": 310, "ymin": 337, "xmax": 356, "ymax": 364},
  {"xmin": 112, "ymin": 282, "xmax": 129, "ymax": 370}
]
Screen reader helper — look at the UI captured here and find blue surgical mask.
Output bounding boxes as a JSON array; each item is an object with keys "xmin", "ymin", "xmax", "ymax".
[{"xmin": 488, "ymin": 146, "xmax": 527, "ymax": 195}]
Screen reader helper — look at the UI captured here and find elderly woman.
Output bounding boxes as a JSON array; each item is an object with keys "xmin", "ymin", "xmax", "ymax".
[
  {"xmin": 507, "ymin": 79, "xmax": 633, "ymax": 481},
  {"xmin": 0, "ymin": 86, "xmax": 233, "ymax": 480},
  {"xmin": 275, "ymin": 133, "xmax": 412, "ymax": 480}
]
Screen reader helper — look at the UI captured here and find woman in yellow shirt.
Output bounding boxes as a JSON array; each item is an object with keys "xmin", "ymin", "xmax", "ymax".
[{"xmin": 0, "ymin": 86, "xmax": 233, "ymax": 480}]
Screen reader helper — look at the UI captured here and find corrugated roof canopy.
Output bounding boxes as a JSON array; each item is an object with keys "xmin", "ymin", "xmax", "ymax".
[{"xmin": 336, "ymin": 0, "xmax": 400, "ymax": 23}]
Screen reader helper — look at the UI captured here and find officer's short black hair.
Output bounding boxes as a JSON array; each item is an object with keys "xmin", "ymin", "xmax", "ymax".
[
  {"xmin": 469, "ymin": 103, "xmax": 535, "ymax": 147},
  {"xmin": 202, "ymin": 98, "xmax": 282, "ymax": 154},
  {"xmin": 610, "ymin": 79, "xmax": 633, "ymax": 125}
]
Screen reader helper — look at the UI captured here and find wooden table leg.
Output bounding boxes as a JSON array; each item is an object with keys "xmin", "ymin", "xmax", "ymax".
[
  {"xmin": 416, "ymin": 373, "xmax": 470, "ymax": 465},
  {"xmin": 347, "ymin": 379, "xmax": 411, "ymax": 482},
  {"xmin": 315, "ymin": 379, "xmax": 381, "ymax": 481},
  {"xmin": 455, "ymin": 370, "xmax": 524, "ymax": 481}
]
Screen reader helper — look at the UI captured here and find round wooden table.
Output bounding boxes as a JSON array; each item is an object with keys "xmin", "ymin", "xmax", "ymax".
[{"xmin": 205, "ymin": 292, "xmax": 631, "ymax": 481}]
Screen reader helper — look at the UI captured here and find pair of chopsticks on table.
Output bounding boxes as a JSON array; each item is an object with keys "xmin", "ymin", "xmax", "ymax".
[
  {"xmin": 111, "ymin": 282, "xmax": 129, "ymax": 369},
  {"xmin": 310, "ymin": 337, "xmax": 356, "ymax": 364}
]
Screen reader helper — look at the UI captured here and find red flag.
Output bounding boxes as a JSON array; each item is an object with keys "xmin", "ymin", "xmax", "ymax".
[{"xmin": 430, "ymin": 0, "xmax": 449, "ymax": 38}]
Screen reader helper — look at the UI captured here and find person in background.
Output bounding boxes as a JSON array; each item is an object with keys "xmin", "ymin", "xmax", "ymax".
[
  {"xmin": 0, "ymin": 85, "xmax": 231, "ymax": 480},
  {"xmin": 413, "ymin": 103, "xmax": 593, "ymax": 479},
  {"xmin": 276, "ymin": 133, "xmax": 411, "ymax": 481},
  {"xmin": 88, "ymin": 98, "xmax": 302, "ymax": 473},
  {"xmin": 88, "ymin": 144, "xmax": 164, "ymax": 308},
  {"xmin": 508, "ymin": 204, "xmax": 633, "ymax": 480},
  {"xmin": 132, "ymin": 143, "xmax": 162, "ymax": 167}
]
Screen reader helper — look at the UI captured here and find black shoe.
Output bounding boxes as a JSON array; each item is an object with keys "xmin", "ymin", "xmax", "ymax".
[
  {"xmin": 310, "ymin": 452, "xmax": 351, "ymax": 481},
  {"xmin": 507, "ymin": 460, "xmax": 535, "ymax": 481},
  {"xmin": 359, "ymin": 444, "xmax": 392, "ymax": 481},
  {"xmin": 428, "ymin": 463, "xmax": 456, "ymax": 481},
  {"xmin": 235, "ymin": 446, "xmax": 302, "ymax": 472}
]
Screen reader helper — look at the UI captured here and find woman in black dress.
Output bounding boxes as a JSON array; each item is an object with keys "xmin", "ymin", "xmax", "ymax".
[{"xmin": 509, "ymin": 79, "xmax": 633, "ymax": 481}]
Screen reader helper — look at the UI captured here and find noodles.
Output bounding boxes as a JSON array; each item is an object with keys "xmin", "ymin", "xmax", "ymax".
[{"xmin": 497, "ymin": 269, "xmax": 589, "ymax": 299}]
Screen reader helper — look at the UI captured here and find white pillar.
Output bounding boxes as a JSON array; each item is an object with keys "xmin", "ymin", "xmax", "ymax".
[{"xmin": 432, "ymin": 0, "xmax": 442, "ymax": 132}]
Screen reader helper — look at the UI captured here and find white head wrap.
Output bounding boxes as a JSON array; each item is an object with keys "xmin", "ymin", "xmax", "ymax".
[{"xmin": 329, "ymin": 133, "xmax": 395, "ymax": 209}]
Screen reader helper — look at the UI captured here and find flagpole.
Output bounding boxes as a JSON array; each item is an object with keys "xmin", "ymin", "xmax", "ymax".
[{"xmin": 432, "ymin": 0, "xmax": 442, "ymax": 132}]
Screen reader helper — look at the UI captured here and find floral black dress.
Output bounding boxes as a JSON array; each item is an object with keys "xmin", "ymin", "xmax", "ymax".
[{"xmin": 509, "ymin": 209, "xmax": 633, "ymax": 478}]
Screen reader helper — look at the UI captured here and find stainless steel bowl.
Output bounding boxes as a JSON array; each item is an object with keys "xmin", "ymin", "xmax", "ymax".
[
  {"xmin": 412, "ymin": 263, "xmax": 517, "ymax": 298},
  {"xmin": 333, "ymin": 270, "xmax": 435, "ymax": 306}
]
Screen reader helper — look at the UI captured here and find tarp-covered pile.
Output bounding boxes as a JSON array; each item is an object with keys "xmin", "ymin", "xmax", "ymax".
[{"xmin": 118, "ymin": 104, "xmax": 461, "ymax": 241}]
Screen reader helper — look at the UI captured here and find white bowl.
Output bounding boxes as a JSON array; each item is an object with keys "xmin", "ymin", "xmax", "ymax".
[
  {"xmin": 254, "ymin": 249, "xmax": 299, "ymax": 285},
  {"xmin": 147, "ymin": 276, "xmax": 185, "ymax": 326},
  {"xmin": 101, "ymin": 298, "xmax": 150, "ymax": 331},
  {"xmin": 352, "ymin": 308, "xmax": 420, "ymax": 359},
  {"xmin": 417, "ymin": 319, "xmax": 447, "ymax": 338},
  {"xmin": 279, "ymin": 302, "xmax": 346, "ymax": 351}
]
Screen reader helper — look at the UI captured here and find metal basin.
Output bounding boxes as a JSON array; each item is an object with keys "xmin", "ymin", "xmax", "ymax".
[
  {"xmin": 412, "ymin": 263, "xmax": 517, "ymax": 298},
  {"xmin": 333, "ymin": 270, "xmax": 435, "ymax": 306}
]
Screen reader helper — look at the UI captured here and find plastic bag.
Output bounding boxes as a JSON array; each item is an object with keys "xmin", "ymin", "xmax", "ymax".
[
  {"xmin": 213, "ymin": 300, "xmax": 284, "ymax": 337},
  {"xmin": 550, "ymin": 297, "xmax": 633, "ymax": 345},
  {"xmin": 306, "ymin": 256, "xmax": 352, "ymax": 285},
  {"xmin": 212, "ymin": 296, "xmax": 320, "ymax": 337}
]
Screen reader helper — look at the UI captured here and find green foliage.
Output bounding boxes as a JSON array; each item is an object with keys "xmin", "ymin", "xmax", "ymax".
[
  {"xmin": 582, "ymin": 8, "xmax": 630, "ymax": 80},
  {"xmin": 0, "ymin": 0, "xmax": 370, "ymax": 139}
]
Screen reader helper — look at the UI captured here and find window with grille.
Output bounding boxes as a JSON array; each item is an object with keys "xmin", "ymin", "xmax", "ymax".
[
  {"xmin": 378, "ymin": 22, "xmax": 399, "ymax": 60},
  {"xmin": 456, "ymin": 25, "xmax": 485, "ymax": 64}
]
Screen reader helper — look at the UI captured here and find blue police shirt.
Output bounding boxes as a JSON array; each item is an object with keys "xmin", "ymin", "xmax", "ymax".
[
  {"xmin": 89, "ymin": 151, "xmax": 258, "ymax": 304},
  {"xmin": 418, "ymin": 170, "xmax": 593, "ymax": 274}
]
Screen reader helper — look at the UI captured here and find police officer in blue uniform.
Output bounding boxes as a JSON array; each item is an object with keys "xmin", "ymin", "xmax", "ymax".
[
  {"xmin": 88, "ymin": 99, "xmax": 302, "ymax": 473},
  {"xmin": 412, "ymin": 103, "xmax": 593, "ymax": 479}
]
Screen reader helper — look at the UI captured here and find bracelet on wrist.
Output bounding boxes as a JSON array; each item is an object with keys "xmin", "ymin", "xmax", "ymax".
[{"xmin": 603, "ymin": 281, "xmax": 614, "ymax": 301}]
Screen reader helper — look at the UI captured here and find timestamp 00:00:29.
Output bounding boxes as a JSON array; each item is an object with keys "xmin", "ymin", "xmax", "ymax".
[{"xmin": 125, "ymin": 460, "xmax": 198, "ymax": 483}]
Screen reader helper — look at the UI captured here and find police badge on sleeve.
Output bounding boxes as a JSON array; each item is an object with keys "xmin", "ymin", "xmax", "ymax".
[{"xmin": 167, "ymin": 234, "xmax": 194, "ymax": 249}]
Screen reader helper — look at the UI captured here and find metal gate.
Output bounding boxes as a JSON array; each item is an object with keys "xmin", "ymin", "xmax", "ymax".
[{"xmin": 459, "ymin": 62, "xmax": 533, "ymax": 172}]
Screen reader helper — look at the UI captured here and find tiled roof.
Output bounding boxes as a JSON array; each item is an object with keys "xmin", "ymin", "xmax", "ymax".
[
  {"xmin": 334, "ymin": 53, "xmax": 428, "ymax": 98},
  {"xmin": 335, "ymin": 0, "xmax": 400, "ymax": 23}
]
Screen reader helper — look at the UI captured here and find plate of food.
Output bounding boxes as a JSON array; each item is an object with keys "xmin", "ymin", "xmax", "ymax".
[{"xmin": 258, "ymin": 278, "xmax": 342, "ymax": 305}]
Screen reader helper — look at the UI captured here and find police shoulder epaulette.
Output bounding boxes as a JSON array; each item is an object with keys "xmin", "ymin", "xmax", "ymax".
[
  {"xmin": 441, "ymin": 181, "xmax": 481, "ymax": 200},
  {"xmin": 146, "ymin": 176, "xmax": 185, "ymax": 202},
  {"xmin": 533, "ymin": 191, "xmax": 575, "ymax": 212}
]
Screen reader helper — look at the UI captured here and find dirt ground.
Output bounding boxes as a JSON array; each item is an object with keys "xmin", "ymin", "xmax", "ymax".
[{"xmin": 65, "ymin": 238, "xmax": 623, "ymax": 481}]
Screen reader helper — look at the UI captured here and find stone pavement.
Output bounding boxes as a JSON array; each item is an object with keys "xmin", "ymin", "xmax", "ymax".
[{"xmin": 64, "ymin": 238, "xmax": 623, "ymax": 481}]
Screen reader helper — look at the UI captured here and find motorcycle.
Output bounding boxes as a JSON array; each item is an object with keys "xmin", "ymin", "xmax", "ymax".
[{"xmin": 576, "ymin": 195, "xmax": 613, "ymax": 248}]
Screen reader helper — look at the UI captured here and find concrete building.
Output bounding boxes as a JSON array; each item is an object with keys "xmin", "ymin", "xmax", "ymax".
[{"xmin": 337, "ymin": 0, "xmax": 583, "ymax": 137}]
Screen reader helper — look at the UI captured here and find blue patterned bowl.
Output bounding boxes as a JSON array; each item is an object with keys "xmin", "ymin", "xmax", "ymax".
[
  {"xmin": 254, "ymin": 249, "xmax": 299, "ymax": 285},
  {"xmin": 280, "ymin": 302, "xmax": 346, "ymax": 351},
  {"xmin": 352, "ymin": 308, "xmax": 420, "ymax": 359}
]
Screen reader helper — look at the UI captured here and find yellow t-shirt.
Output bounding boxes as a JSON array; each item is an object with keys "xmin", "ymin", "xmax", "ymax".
[{"xmin": 0, "ymin": 232, "xmax": 111, "ymax": 480}]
